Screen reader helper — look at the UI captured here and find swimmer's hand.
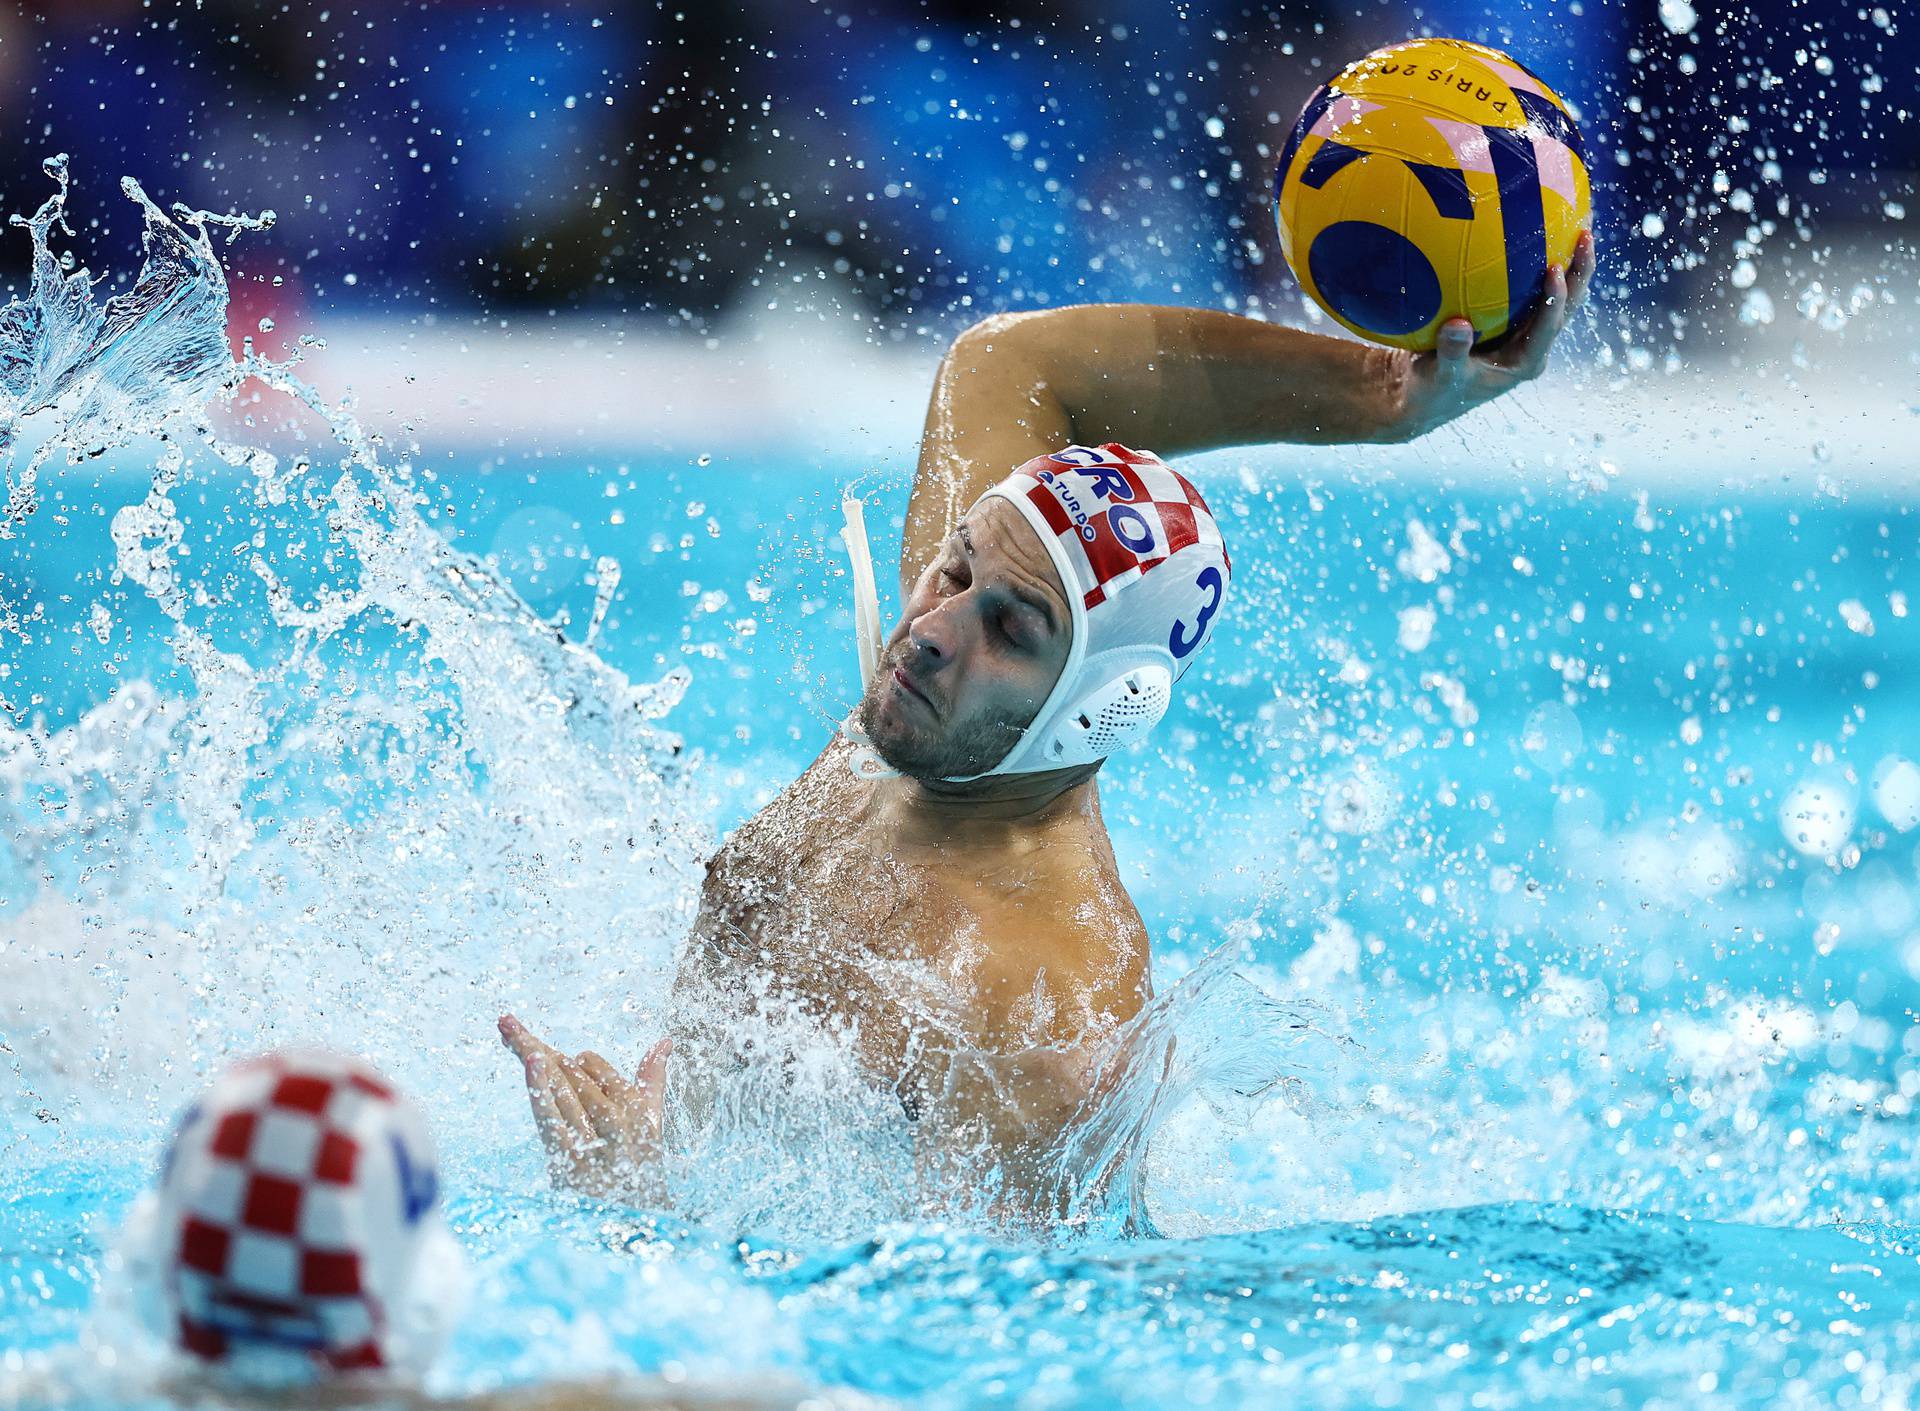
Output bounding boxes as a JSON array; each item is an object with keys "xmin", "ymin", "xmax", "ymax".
[
  {"xmin": 499, "ymin": 1014, "xmax": 670, "ymax": 1207},
  {"xmin": 1381, "ymin": 229, "xmax": 1597, "ymax": 443}
]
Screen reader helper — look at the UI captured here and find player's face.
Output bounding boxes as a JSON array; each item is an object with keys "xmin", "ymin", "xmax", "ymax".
[{"xmin": 857, "ymin": 497, "xmax": 1072, "ymax": 781}]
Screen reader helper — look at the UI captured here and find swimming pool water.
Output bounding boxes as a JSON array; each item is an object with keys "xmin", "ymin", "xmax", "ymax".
[{"xmin": 5, "ymin": 445, "xmax": 1920, "ymax": 1409}]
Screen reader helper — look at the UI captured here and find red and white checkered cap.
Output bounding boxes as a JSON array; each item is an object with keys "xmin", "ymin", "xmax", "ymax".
[
  {"xmin": 971, "ymin": 443, "xmax": 1231, "ymax": 776},
  {"xmin": 1003, "ymin": 443, "xmax": 1232, "ymax": 619},
  {"xmin": 151, "ymin": 1049, "xmax": 444, "ymax": 1374}
]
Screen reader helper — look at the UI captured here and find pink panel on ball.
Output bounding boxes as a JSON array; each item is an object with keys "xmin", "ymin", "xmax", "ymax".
[
  {"xmin": 1532, "ymin": 134, "xmax": 1580, "ymax": 207},
  {"xmin": 1310, "ymin": 95, "xmax": 1380, "ymax": 139},
  {"xmin": 1479, "ymin": 56, "xmax": 1548, "ymax": 97},
  {"xmin": 1425, "ymin": 118, "xmax": 1497, "ymax": 174}
]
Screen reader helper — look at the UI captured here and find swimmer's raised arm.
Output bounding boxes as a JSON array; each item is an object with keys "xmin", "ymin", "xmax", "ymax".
[{"xmin": 902, "ymin": 230, "xmax": 1595, "ymax": 585}]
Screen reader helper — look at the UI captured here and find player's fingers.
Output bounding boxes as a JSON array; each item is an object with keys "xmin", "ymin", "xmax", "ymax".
[
  {"xmin": 1569, "ymin": 229, "xmax": 1596, "ymax": 307},
  {"xmin": 540, "ymin": 1056, "xmax": 598, "ymax": 1153},
  {"xmin": 1533, "ymin": 265, "xmax": 1572, "ymax": 366},
  {"xmin": 1433, "ymin": 319, "xmax": 1474, "ymax": 385},
  {"xmin": 567, "ymin": 1052, "xmax": 628, "ymax": 1140},
  {"xmin": 633, "ymin": 1038, "xmax": 673, "ymax": 1144},
  {"xmin": 635, "ymin": 1038, "xmax": 672, "ymax": 1103},
  {"xmin": 1546, "ymin": 262, "xmax": 1571, "ymax": 324},
  {"xmin": 576, "ymin": 1050, "xmax": 637, "ymax": 1104},
  {"xmin": 1496, "ymin": 266, "xmax": 1567, "ymax": 376},
  {"xmin": 575, "ymin": 1050, "xmax": 649, "ymax": 1151},
  {"xmin": 499, "ymin": 1013, "xmax": 567, "ymax": 1069},
  {"xmin": 522, "ymin": 1055, "xmax": 566, "ymax": 1144},
  {"xmin": 525, "ymin": 1056, "xmax": 589, "ymax": 1168}
]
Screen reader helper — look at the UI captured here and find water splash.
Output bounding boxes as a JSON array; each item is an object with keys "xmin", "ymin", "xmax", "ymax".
[
  {"xmin": 2, "ymin": 158, "xmax": 1288, "ymax": 1250},
  {"xmin": 0, "ymin": 161, "xmax": 705, "ymax": 1134},
  {"xmin": 0, "ymin": 155, "xmax": 265, "ymax": 536},
  {"xmin": 1043, "ymin": 942, "xmax": 1361, "ymax": 1235},
  {"xmin": 2, "ymin": 153, "xmax": 1918, "ymax": 1411}
]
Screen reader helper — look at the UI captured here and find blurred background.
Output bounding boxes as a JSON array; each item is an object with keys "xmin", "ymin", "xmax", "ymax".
[{"xmin": 0, "ymin": 0, "xmax": 1910, "ymax": 380}]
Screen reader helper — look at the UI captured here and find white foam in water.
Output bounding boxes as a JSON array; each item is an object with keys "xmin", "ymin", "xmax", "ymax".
[{"xmin": 1777, "ymin": 776, "xmax": 1858, "ymax": 859}]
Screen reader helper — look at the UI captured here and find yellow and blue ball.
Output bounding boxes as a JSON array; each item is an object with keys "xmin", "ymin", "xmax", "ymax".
[{"xmin": 1274, "ymin": 38, "xmax": 1591, "ymax": 352}]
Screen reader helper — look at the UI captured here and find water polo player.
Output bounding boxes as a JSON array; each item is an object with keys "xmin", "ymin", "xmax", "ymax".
[{"xmin": 502, "ymin": 262, "xmax": 1592, "ymax": 1217}]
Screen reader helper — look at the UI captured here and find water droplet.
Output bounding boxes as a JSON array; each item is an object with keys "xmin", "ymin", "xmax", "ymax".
[
  {"xmin": 1396, "ymin": 604, "xmax": 1436, "ymax": 653},
  {"xmin": 1521, "ymin": 702, "xmax": 1582, "ymax": 774},
  {"xmin": 1871, "ymin": 757, "xmax": 1920, "ymax": 831},
  {"xmin": 1658, "ymin": 0, "xmax": 1698, "ymax": 34},
  {"xmin": 1778, "ymin": 778, "xmax": 1857, "ymax": 858}
]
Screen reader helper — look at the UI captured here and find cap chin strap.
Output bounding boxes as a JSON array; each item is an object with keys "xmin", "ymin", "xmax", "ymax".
[
  {"xmin": 840, "ymin": 494, "xmax": 900, "ymax": 779},
  {"xmin": 841, "ymin": 710, "xmax": 899, "ymax": 780},
  {"xmin": 1000, "ymin": 654, "xmax": 1174, "ymax": 772},
  {"xmin": 841, "ymin": 494, "xmax": 886, "ymax": 689}
]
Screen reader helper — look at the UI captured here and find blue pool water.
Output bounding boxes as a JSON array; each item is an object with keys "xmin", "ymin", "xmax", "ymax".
[
  {"xmin": 6, "ymin": 446, "xmax": 1920, "ymax": 1409},
  {"xmin": 2, "ymin": 179, "xmax": 1919, "ymax": 1409}
]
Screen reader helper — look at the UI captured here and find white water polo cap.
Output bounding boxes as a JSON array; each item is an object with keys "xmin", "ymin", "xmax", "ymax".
[
  {"xmin": 127, "ymin": 1050, "xmax": 465, "ymax": 1380},
  {"xmin": 971, "ymin": 443, "xmax": 1230, "ymax": 776}
]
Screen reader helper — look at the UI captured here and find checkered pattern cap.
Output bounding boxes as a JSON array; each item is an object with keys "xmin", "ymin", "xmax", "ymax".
[
  {"xmin": 153, "ymin": 1050, "xmax": 441, "ymax": 1373},
  {"xmin": 1003, "ymin": 444, "xmax": 1232, "ymax": 630}
]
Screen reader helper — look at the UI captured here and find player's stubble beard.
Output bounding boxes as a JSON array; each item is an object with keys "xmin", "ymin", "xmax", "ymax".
[{"xmin": 855, "ymin": 640, "xmax": 1029, "ymax": 783}]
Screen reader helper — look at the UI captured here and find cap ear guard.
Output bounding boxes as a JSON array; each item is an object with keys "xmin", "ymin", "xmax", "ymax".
[{"xmin": 1032, "ymin": 660, "xmax": 1173, "ymax": 769}]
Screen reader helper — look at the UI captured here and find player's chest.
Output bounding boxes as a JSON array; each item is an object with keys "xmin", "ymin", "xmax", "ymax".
[{"xmin": 718, "ymin": 807, "xmax": 1044, "ymax": 987}]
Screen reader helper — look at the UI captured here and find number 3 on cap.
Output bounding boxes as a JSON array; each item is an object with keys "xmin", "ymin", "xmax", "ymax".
[{"xmin": 1169, "ymin": 566, "xmax": 1223, "ymax": 660}]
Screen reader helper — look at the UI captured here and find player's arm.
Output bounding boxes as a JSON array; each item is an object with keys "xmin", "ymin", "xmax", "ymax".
[{"xmin": 901, "ymin": 231, "xmax": 1595, "ymax": 585}]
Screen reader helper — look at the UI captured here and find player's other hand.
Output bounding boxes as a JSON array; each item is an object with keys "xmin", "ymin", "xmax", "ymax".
[
  {"xmin": 499, "ymin": 1013, "xmax": 670, "ymax": 1207},
  {"xmin": 1384, "ymin": 229, "xmax": 1595, "ymax": 442}
]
